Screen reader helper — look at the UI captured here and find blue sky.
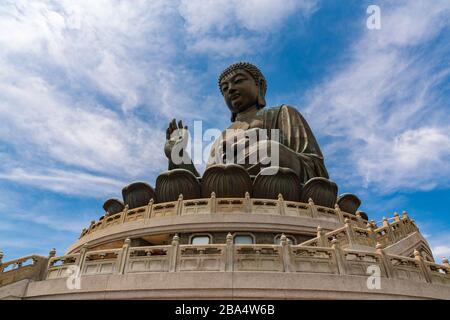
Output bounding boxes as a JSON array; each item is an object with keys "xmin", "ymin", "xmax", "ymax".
[{"xmin": 0, "ymin": 0, "xmax": 449, "ymax": 261}]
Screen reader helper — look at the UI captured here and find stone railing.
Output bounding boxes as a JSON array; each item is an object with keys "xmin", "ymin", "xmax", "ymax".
[
  {"xmin": 299, "ymin": 212, "xmax": 418, "ymax": 249},
  {"xmin": 43, "ymin": 234, "xmax": 450, "ymax": 287},
  {"xmin": 79, "ymin": 194, "xmax": 367, "ymax": 239},
  {"xmin": 0, "ymin": 253, "xmax": 49, "ymax": 287}
]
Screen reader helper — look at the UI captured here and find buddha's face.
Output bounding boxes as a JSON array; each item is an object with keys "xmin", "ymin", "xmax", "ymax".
[{"xmin": 220, "ymin": 69, "xmax": 259, "ymax": 114}]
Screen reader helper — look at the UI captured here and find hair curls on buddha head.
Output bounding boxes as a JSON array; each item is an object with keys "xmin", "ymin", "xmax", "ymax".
[{"xmin": 218, "ymin": 62, "xmax": 267, "ymax": 121}]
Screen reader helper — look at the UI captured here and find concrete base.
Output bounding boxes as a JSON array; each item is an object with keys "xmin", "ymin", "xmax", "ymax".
[{"xmin": 3, "ymin": 272, "xmax": 450, "ymax": 300}]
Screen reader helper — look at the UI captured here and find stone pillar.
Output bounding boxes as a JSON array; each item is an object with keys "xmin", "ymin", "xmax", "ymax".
[
  {"xmin": 78, "ymin": 243, "xmax": 89, "ymax": 275},
  {"xmin": 344, "ymin": 218, "xmax": 356, "ymax": 246},
  {"xmin": 355, "ymin": 212, "xmax": 364, "ymax": 227},
  {"xmin": 382, "ymin": 217, "xmax": 395, "ymax": 244},
  {"xmin": 210, "ymin": 192, "xmax": 217, "ymax": 214},
  {"xmin": 402, "ymin": 211, "xmax": 412, "ymax": 234},
  {"xmin": 308, "ymin": 198, "xmax": 317, "ymax": 219},
  {"xmin": 120, "ymin": 205, "xmax": 129, "ymax": 224},
  {"xmin": 176, "ymin": 194, "xmax": 184, "ymax": 216},
  {"xmin": 393, "ymin": 212, "xmax": 400, "ymax": 222},
  {"xmin": 366, "ymin": 223, "xmax": 377, "ymax": 247},
  {"xmin": 331, "ymin": 238, "xmax": 346, "ymax": 275},
  {"xmin": 442, "ymin": 257, "xmax": 450, "ymax": 273},
  {"xmin": 278, "ymin": 194, "xmax": 286, "ymax": 216},
  {"xmin": 44, "ymin": 248, "xmax": 57, "ymax": 279},
  {"xmin": 375, "ymin": 243, "xmax": 394, "ymax": 278},
  {"xmin": 414, "ymin": 249, "xmax": 432, "ymax": 283},
  {"xmin": 169, "ymin": 234, "xmax": 179, "ymax": 272},
  {"xmin": 245, "ymin": 192, "xmax": 252, "ymax": 213},
  {"xmin": 317, "ymin": 226, "xmax": 328, "ymax": 247},
  {"xmin": 280, "ymin": 234, "xmax": 292, "ymax": 272},
  {"xmin": 118, "ymin": 238, "xmax": 131, "ymax": 274},
  {"xmin": 225, "ymin": 233, "xmax": 234, "ymax": 272},
  {"xmin": 334, "ymin": 204, "xmax": 344, "ymax": 224},
  {"xmin": 145, "ymin": 198, "xmax": 154, "ymax": 221}
]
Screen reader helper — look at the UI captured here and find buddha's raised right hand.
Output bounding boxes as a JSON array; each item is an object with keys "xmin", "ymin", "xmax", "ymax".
[{"xmin": 164, "ymin": 119, "xmax": 189, "ymax": 161}]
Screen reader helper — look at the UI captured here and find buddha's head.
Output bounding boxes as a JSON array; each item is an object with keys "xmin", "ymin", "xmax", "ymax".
[{"xmin": 218, "ymin": 62, "xmax": 267, "ymax": 122}]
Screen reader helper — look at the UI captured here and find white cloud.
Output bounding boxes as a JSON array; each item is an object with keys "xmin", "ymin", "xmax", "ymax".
[
  {"xmin": 179, "ymin": 0, "xmax": 317, "ymax": 54},
  {"xmin": 0, "ymin": 168, "xmax": 125, "ymax": 198},
  {"xmin": 305, "ymin": 0, "xmax": 450, "ymax": 192},
  {"xmin": 0, "ymin": 0, "xmax": 320, "ymax": 197},
  {"xmin": 433, "ymin": 246, "xmax": 450, "ymax": 259},
  {"xmin": 188, "ymin": 36, "xmax": 261, "ymax": 57},
  {"xmin": 359, "ymin": 127, "xmax": 450, "ymax": 191},
  {"xmin": 179, "ymin": 0, "xmax": 316, "ymax": 34},
  {"xmin": 0, "ymin": 66, "xmax": 167, "ymax": 177}
]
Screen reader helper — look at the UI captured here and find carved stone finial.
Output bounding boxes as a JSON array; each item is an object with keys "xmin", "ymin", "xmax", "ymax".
[
  {"xmin": 308, "ymin": 198, "xmax": 314, "ymax": 205},
  {"xmin": 330, "ymin": 237, "xmax": 338, "ymax": 247},
  {"xmin": 413, "ymin": 249, "xmax": 421, "ymax": 258},
  {"xmin": 376, "ymin": 242, "xmax": 383, "ymax": 250},
  {"xmin": 280, "ymin": 233, "xmax": 287, "ymax": 245},
  {"xmin": 178, "ymin": 193, "xmax": 184, "ymax": 201},
  {"xmin": 49, "ymin": 248, "xmax": 56, "ymax": 258},
  {"xmin": 124, "ymin": 238, "xmax": 131, "ymax": 245},
  {"xmin": 172, "ymin": 234, "xmax": 180, "ymax": 245},
  {"xmin": 278, "ymin": 193, "xmax": 283, "ymax": 201},
  {"xmin": 210, "ymin": 191, "xmax": 216, "ymax": 199},
  {"xmin": 402, "ymin": 211, "xmax": 408, "ymax": 218},
  {"xmin": 226, "ymin": 232, "xmax": 233, "ymax": 244},
  {"xmin": 442, "ymin": 257, "xmax": 449, "ymax": 266},
  {"xmin": 317, "ymin": 225, "xmax": 322, "ymax": 232},
  {"xmin": 394, "ymin": 212, "xmax": 399, "ymax": 217},
  {"xmin": 344, "ymin": 218, "xmax": 351, "ymax": 225},
  {"xmin": 245, "ymin": 191, "xmax": 250, "ymax": 199}
]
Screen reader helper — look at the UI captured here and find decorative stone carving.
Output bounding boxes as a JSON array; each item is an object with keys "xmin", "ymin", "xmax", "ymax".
[
  {"xmin": 337, "ymin": 193, "xmax": 361, "ymax": 215},
  {"xmin": 156, "ymin": 169, "xmax": 201, "ymax": 203},
  {"xmin": 300, "ymin": 177, "xmax": 337, "ymax": 208},
  {"xmin": 102, "ymin": 198, "xmax": 125, "ymax": 216},
  {"xmin": 253, "ymin": 167, "xmax": 302, "ymax": 201},
  {"xmin": 122, "ymin": 182, "xmax": 156, "ymax": 209},
  {"xmin": 201, "ymin": 164, "xmax": 252, "ymax": 198}
]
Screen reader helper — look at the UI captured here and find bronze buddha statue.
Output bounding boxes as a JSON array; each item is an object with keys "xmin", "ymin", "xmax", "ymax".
[
  {"xmin": 105, "ymin": 63, "xmax": 360, "ymax": 211},
  {"xmin": 165, "ymin": 62, "xmax": 328, "ymax": 184}
]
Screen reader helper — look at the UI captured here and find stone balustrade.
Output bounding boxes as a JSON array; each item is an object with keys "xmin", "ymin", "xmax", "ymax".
[
  {"xmin": 299, "ymin": 213, "xmax": 418, "ymax": 250},
  {"xmin": 0, "ymin": 212, "xmax": 431, "ymax": 289},
  {"xmin": 0, "ymin": 254, "xmax": 48, "ymax": 287},
  {"xmin": 41, "ymin": 234, "xmax": 450, "ymax": 288},
  {"xmin": 79, "ymin": 195, "xmax": 366, "ymax": 239}
]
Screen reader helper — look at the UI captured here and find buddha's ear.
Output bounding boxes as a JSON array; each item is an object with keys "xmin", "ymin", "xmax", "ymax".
[{"xmin": 257, "ymin": 79, "xmax": 266, "ymax": 107}]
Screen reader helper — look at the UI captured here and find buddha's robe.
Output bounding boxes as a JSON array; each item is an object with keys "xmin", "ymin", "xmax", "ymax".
[{"xmin": 207, "ymin": 105, "xmax": 328, "ymax": 183}]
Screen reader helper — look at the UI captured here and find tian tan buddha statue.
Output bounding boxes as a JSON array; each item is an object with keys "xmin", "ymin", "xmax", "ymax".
[{"xmin": 161, "ymin": 62, "xmax": 340, "ymax": 207}]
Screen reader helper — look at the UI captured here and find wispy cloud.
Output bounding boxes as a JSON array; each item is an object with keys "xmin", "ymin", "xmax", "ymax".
[
  {"xmin": 0, "ymin": 0, "xmax": 316, "ymax": 198},
  {"xmin": 179, "ymin": 0, "xmax": 317, "ymax": 55},
  {"xmin": 0, "ymin": 168, "xmax": 125, "ymax": 197},
  {"xmin": 305, "ymin": 0, "xmax": 450, "ymax": 193}
]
